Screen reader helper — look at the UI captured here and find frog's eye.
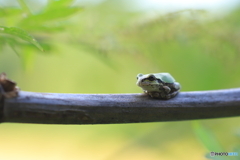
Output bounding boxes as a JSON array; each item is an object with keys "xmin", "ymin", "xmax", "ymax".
[
  {"xmin": 137, "ymin": 73, "xmax": 143, "ymax": 80},
  {"xmin": 137, "ymin": 73, "xmax": 143, "ymax": 78},
  {"xmin": 148, "ymin": 75, "xmax": 155, "ymax": 81}
]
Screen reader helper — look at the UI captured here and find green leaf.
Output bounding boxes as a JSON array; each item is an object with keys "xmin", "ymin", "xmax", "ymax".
[
  {"xmin": 192, "ymin": 121, "xmax": 223, "ymax": 151},
  {"xmin": 192, "ymin": 121, "xmax": 230, "ymax": 160},
  {"xmin": 46, "ymin": 0, "xmax": 76, "ymax": 10},
  {"xmin": 0, "ymin": 26, "xmax": 44, "ymax": 51},
  {"xmin": 19, "ymin": 8, "xmax": 82, "ymax": 27},
  {"xmin": 17, "ymin": 0, "xmax": 83, "ymax": 29}
]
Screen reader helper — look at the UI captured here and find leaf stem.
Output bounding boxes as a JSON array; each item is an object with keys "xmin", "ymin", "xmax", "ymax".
[{"xmin": 17, "ymin": 0, "xmax": 31, "ymax": 15}]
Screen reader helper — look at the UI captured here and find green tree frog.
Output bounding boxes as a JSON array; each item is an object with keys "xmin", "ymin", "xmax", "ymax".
[{"xmin": 136, "ymin": 73, "xmax": 181, "ymax": 100}]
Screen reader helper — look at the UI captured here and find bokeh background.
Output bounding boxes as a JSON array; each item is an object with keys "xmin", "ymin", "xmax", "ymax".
[{"xmin": 0, "ymin": 0, "xmax": 240, "ymax": 159}]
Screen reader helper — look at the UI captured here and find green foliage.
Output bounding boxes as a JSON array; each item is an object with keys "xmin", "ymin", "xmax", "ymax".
[
  {"xmin": 18, "ymin": 0, "xmax": 83, "ymax": 32},
  {"xmin": 0, "ymin": 0, "xmax": 83, "ymax": 67},
  {"xmin": 192, "ymin": 121, "xmax": 223, "ymax": 152},
  {"xmin": 192, "ymin": 121, "xmax": 227, "ymax": 160},
  {"xmin": 193, "ymin": 121, "xmax": 240, "ymax": 160},
  {"xmin": 0, "ymin": 26, "xmax": 43, "ymax": 51},
  {"xmin": 1, "ymin": 0, "xmax": 240, "ymax": 77}
]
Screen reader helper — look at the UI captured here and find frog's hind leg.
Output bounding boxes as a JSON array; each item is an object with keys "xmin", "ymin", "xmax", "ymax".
[
  {"xmin": 162, "ymin": 86, "xmax": 171, "ymax": 93},
  {"xmin": 165, "ymin": 91, "xmax": 179, "ymax": 99}
]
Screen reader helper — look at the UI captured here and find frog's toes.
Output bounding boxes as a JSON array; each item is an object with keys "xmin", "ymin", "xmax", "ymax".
[
  {"xmin": 144, "ymin": 90, "xmax": 148, "ymax": 94},
  {"xmin": 165, "ymin": 95, "xmax": 171, "ymax": 100},
  {"xmin": 148, "ymin": 92, "xmax": 159, "ymax": 98},
  {"xmin": 169, "ymin": 91, "xmax": 179, "ymax": 99}
]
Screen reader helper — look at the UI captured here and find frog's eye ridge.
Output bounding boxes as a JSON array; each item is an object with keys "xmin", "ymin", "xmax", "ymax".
[
  {"xmin": 148, "ymin": 75, "xmax": 155, "ymax": 81},
  {"xmin": 157, "ymin": 79, "xmax": 163, "ymax": 83}
]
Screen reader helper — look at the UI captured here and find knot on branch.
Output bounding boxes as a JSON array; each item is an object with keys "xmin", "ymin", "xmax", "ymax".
[{"xmin": 0, "ymin": 72, "xmax": 19, "ymax": 99}]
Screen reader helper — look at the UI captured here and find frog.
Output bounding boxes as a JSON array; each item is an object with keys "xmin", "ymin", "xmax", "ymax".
[{"xmin": 136, "ymin": 73, "xmax": 181, "ymax": 100}]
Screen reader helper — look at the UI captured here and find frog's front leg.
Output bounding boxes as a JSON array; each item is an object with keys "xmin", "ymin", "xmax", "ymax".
[{"xmin": 145, "ymin": 91, "xmax": 161, "ymax": 99}]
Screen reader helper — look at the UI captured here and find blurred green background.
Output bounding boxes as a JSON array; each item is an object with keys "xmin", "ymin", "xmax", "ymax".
[{"xmin": 0, "ymin": 0, "xmax": 240, "ymax": 160}]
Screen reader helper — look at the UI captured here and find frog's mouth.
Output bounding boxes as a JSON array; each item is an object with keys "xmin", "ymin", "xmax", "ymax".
[
  {"xmin": 137, "ymin": 80, "xmax": 159, "ymax": 86},
  {"xmin": 137, "ymin": 82, "xmax": 160, "ymax": 91}
]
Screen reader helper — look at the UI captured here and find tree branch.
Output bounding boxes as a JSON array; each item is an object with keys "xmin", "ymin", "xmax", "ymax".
[{"xmin": 1, "ymin": 88, "xmax": 240, "ymax": 124}]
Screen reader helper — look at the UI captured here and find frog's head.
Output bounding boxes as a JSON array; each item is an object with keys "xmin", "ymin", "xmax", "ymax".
[{"xmin": 136, "ymin": 73, "xmax": 162, "ymax": 91}]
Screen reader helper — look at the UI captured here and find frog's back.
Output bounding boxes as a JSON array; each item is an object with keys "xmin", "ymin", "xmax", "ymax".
[{"xmin": 156, "ymin": 73, "xmax": 175, "ymax": 83}]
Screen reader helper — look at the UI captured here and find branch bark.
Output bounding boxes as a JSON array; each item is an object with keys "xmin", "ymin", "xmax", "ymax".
[{"xmin": 0, "ymin": 88, "xmax": 240, "ymax": 124}]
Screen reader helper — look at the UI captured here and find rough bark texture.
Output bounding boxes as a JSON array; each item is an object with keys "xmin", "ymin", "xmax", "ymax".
[{"xmin": 1, "ymin": 88, "xmax": 240, "ymax": 124}]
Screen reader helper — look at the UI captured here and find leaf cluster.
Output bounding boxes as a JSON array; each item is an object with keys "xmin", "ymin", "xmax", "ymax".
[
  {"xmin": 1, "ymin": 1, "xmax": 240, "ymax": 67},
  {"xmin": 0, "ymin": 0, "xmax": 82, "ymax": 61}
]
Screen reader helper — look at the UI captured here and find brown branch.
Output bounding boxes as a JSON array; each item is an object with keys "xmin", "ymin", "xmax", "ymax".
[{"xmin": 1, "ymin": 88, "xmax": 240, "ymax": 124}]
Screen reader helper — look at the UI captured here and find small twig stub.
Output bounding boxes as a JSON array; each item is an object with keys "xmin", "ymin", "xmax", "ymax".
[{"xmin": 0, "ymin": 72, "xmax": 19, "ymax": 98}]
